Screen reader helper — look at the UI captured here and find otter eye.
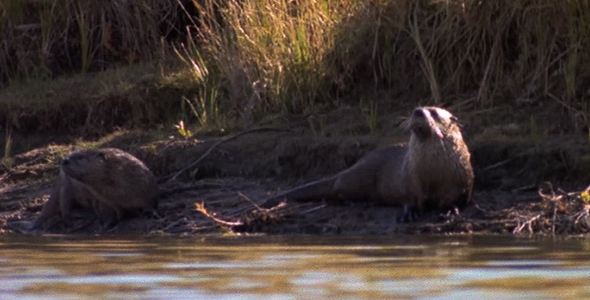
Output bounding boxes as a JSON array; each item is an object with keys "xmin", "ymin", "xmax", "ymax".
[{"xmin": 428, "ymin": 108, "xmax": 440, "ymax": 120}]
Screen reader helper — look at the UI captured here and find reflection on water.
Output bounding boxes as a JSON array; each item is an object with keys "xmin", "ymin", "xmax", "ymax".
[{"xmin": 1, "ymin": 234, "xmax": 590, "ymax": 299}]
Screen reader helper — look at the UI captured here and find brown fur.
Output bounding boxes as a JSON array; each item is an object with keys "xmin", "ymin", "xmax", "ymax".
[
  {"xmin": 31, "ymin": 148, "xmax": 159, "ymax": 230},
  {"xmin": 261, "ymin": 106, "xmax": 474, "ymax": 214}
]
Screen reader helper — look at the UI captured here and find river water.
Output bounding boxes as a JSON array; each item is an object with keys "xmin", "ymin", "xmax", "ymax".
[{"xmin": 1, "ymin": 234, "xmax": 590, "ymax": 299}]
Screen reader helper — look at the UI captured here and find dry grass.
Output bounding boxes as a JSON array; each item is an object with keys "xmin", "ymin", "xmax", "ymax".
[
  {"xmin": 176, "ymin": 0, "xmax": 590, "ymax": 126},
  {"xmin": 2, "ymin": 0, "xmax": 590, "ymax": 133},
  {"xmin": 0, "ymin": 0, "xmax": 174, "ymax": 80}
]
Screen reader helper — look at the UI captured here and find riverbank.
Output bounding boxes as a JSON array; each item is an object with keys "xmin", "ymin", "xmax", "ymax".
[{"xmin": 2, "ymin": 97, "xmax": 590, "ymax": 236}]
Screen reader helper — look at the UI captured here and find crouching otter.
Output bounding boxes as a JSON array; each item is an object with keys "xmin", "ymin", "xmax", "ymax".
[
  {"xmin": 260, "ymin": 106, "xmax": 474, "ymax": 219},
  {"xmin": 31, "ymin": 148, "xmax": 159, "ymax": 231}
]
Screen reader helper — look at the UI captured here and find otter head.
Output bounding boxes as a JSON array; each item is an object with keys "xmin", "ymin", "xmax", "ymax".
[
  {"xmin": 407, "ymin": 106, "xmax": 460, "ymax": 140},
  {"xmin": 61, "ymin": 149, "xmax": 109, "ymax": 182}
]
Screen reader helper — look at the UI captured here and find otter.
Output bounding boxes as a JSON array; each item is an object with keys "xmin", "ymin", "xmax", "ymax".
[
  {"xmin": 260, "ymin": 106, "xmax": 474, "ymax": 219},
  {"xmin": 31, "ymin": 148, "xmax": 159, "ymax": 231}
]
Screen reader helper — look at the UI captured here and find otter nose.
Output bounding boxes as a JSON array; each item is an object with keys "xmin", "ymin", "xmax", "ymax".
[
  {"xmin": 62, "ymin": 158, "xmax": 70, "ymax": 166},
  {"xmin": 413, "ymin": 108, "xmax": 425, "ymax": 118}
]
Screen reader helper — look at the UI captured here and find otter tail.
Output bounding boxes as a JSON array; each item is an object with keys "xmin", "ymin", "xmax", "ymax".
[{"xmin": 259, "ymin": 177, "xmax": 338, "ymax": 209}]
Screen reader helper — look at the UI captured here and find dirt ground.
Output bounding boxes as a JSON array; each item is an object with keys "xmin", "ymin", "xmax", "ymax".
[{"xmin": 2, "ymin": 101, "xmax": 590, "ymax": 236}]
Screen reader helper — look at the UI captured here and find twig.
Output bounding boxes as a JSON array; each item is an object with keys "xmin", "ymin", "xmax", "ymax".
[
  {"xmin": 195, "ymin": 202, "xmax": 243, "ymax": 226},
  {"xmin": 481, "ymin": 151, "xmax": 528, "ymax": 172},
  {"xmin": 0, "ymin": 173, "xmax": 8, "ymax": 184},
  {"xmin": 237, "ymin": 191, "xmax": 262, "ymax": 210},
  {"xmin": 513, "ymin": 213, "xmax": 542, "ymax": 234},
  {"xmin": 552, "ymin": 201, "xmax": 557, "ymax": 236},
  {"xmin": 573, "ymin": 208, "xmax": 590, "ymax": 231},
  {"xmin": 538, "ymin": 182, "xmax": 563, "ymax": 202},
  {"xmin": 160, "ymin": 127, "xmax": 291, "ymax": 184},
  {"xmin": 299, "ymin": 204, "xmax": 326, "ymax": 214},
  {"xmin": 161, "ymin": 219, "xmax": 186, "ymax": 231}
]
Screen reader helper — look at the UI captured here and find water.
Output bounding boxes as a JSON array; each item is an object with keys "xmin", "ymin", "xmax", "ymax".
[{"xmin": 1, "ymin": 235, "xmax": 590, "ymax": 299}]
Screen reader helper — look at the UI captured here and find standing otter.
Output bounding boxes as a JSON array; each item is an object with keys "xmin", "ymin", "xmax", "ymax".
[
  {"xmin": 260, "ymin": 106, "xmax": 474, "ymax": 219},
  {"xmin": 31, "ymin": 148, "xmax": 159, "ymax": 231}
]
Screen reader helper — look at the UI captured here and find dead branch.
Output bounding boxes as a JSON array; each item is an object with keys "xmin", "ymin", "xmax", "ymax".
[
  {"xmin": 195, "ymin": 202, "xmax": 243, "ymax": 227},
  {"xmin": 512, "ymin": 213, "xmax": 542, "ymax": 234}
]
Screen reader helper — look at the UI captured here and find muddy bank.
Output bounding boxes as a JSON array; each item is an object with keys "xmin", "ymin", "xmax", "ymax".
[
  {"xmin": 1, "ymin": 135, "xmax": 589, "ymax": 236},
  {"xmin": 2, "ymin": 105, "xmax": 590, "ymax": 236}
]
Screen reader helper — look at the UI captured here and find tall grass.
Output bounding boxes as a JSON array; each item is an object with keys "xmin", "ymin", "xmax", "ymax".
[
  {"xmin": 192, "ymin": 0, "xmax": 346, "ymax": 118},
  {"xmin": 1, "ymin": 127, "xmax": 12, "ymax": 170},
  {"xmin": 3, "ymin": 0, "xmax": 590, "ymax": 131},
  {"xmin": 0, "ymin": 0, "xmax": 174, "ymax": 81},
  {"xmin": 174, "ymin": 33, "xmax": 225, "ymax": 128},
  {"xmin": 191, "ymin": 0, "xmax": 590, "ymax": 112}
]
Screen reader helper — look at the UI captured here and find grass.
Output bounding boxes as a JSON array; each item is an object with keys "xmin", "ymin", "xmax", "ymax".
[
  {"xmin": 192, "ymin": 0, "xmax": 343, "ymax": 116},
  {"xmin": 2, "ymin": 0, "xmax": 590, "ymax": 140},
  {"xmin": 174, "ymin": 34, "xmax": 226, "ymax": 129},
  {"xmin": 0, "ymin": 0, "xmax": 171, "ymax": 80},
  {"xmin": 1, "ymin": 127, "xmax": 12, "ymax": 171},
  {"xmin": 360, "ymin": 98, "xmax": 379, "ymax": 135}
]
